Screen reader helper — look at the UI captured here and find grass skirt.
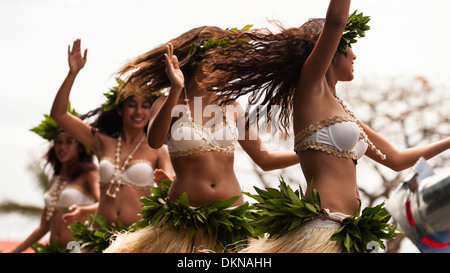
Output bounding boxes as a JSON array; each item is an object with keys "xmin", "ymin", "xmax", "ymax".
[
  {"xmin": 104, "ymin": 224, "xmax": 224, "ymax": 253},
  {"xmin": 104, "ymin": 180, "xmax": 256, "ymax": 253},
  {"xmin": 241, "ymin": 218, "xmax": 342, "ymax": 253}
]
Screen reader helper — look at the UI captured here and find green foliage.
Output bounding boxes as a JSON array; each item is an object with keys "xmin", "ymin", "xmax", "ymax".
[
  {"xmin": 31, "ymin": 241, "xmax": 68, "ymax": 253},
  {"xmin": 133, "ymin": 180, "xmax": 258, "ymax": 251},
  {"xmin": 330, "ymin": 201, "xmax": 398, "ymax": 253},
  {"xmin": 69, "ymin": 215, "xmax": 128, "ymax": 253},
  {"xmin": 29, "ymin": 102, "xmax": 79, "ymax": 141},
  {"xmin": 247, "ymin": 177, "xmax": 398, "ymax": 253},
  {"xmin": 337, "ymin": 10, "xmax": 371, "ymax": 57},
  {"xmin": 101, "ymin": 78, "xmax": 122, "ymax": 112},
  {"xmin": 188, "ymin": 24, "xmax": 253, "ymax": 67},
  {"xmin": 102, "ymin": 78, "xmax": 166, "ymax": 111},
  {"xmin": 244, "ymin": 177, "xmax": 322, "ymax": 239}
]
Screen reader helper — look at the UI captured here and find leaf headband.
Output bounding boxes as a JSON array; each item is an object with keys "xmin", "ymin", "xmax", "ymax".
[
  {"xmin": 30, "ymin": 103, "xmax": 92, "ymax": 155},
  {"xmin": 337, "ymin": 10, "xmax": 371, "ymax": 57},
  {"xmin": 30, "ymin": 102, "xmax": 79, "ymax": 141},
  {"xmin": 102, "ymin": 78, "xmax": 165, "ymax": 111},
  {"xmin": 188, "ymin": 24, "xmax": 253, "ymax": 67}
]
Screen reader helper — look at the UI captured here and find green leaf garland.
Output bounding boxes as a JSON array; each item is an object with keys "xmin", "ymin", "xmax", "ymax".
[
  {"xmin": 245, "ymin": 177, "xmax": 398, "ymax": 253},
  {"xmin": 188, "ymin": 24, "xmax": 253, "ymax": 67},
  {"xmin": 31, "ymin": 241, "xmax": 69, "ymax": 253},
  {"xmin": 102, "ymin": 78, "xmax": 166, "ymax": 111},
  {"xmin": 337, "ymin": 10, "xmax": 371, "ymax": 57},
  {"xmin": 244, "ymin": 177, "xmax": 322, "ymax": 239},
  {"xmin": 69, "ymin": 214, "xmax": 128, "ymax": 253},
  {"xmin": 330, "ymin": 201, "xmax": 398, "ymax": 253},
  {"xmin": 133, "ymin": 180, "xmax": 259, "ymax": 251},
  {"xmin": 30, "ymin": 102, "xmax": 79, "ymax": 141}
]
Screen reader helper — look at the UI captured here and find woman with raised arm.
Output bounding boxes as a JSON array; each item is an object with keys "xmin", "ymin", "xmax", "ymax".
[
  {"xmin": 104, "ymin": 26, "xmax": 299, "ymax": 253},
  {"xmin": 5, "ymin": 114, "xmax": 99, "ymax": 253},
  {"xmin": 50, "ymin": 39, "xmax": 174, "ymax": 235},
  {"xmin": 200, "ymin": 1, "xmax": 450, "ymax": 252}
]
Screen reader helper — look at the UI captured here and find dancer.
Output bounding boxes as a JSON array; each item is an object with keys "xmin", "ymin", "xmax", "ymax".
[
  {"xmin": 200, "ymin": 1, "xmax": 450, "ymax": 252},
  {"xmin": 50, "ymin": 39, "xmax": 174, "ymax": 231},
  {"xmin": 6, "ymin": 114, "xmax": 99, "ymax": 253},
  {"xmin": 105, "ymin": 26, "xmax": 299, "ymax": 253}
]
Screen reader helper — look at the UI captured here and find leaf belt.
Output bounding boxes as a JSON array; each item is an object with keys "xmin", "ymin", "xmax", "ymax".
[
  {"xmin": 245, "ymin": 177, "xmax": 398, "ymax": 253},
  {"xmin": 133, "ymin": 180, "xmax": 258, "ymax": 250}
]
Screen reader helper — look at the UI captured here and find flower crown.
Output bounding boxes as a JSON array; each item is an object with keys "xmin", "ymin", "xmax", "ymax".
[
  {"xmin": 30, "ymin": 102, "xmax": 79, "ymax": 141},
  {"xmin": 188, "ymin": 24, "xmax": 253, "ymax": 67},
  {"xmin": 337, "ymin": 10, "xmax": 371, "ymax": 57}
]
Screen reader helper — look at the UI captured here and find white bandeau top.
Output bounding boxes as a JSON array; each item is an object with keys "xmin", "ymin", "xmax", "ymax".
[
  {"xmin": 294, "ymin": 116, "xmax": 369, "ymax": 161},
  {"xmin": 98, "ymin": 158, "xmax": 154, "ymax": 190},
  {"xmin": 44, "ymin": 185, "xmax": 95, "ymax": 210}
]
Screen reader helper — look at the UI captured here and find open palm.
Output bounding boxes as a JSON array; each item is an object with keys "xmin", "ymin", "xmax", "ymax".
[
  {"xmin": 68, "ymin": 39, "xmax": 87, "ymax": 73},
  {"xmin": 164, "ymin": 43, "xmax": 184, "ymax": 90}
]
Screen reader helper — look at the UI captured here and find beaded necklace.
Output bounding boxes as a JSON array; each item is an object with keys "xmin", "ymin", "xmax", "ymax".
[
  {"xmin": 330, "ymin": 89, "xmax": 386, "ymax": 160},
  {"xmin": 45, "ymin": 176, "xmax": 68, "ymax": 221},
  {"xmin": 106, "ymin": 134, "xmax": 146, "ymax": 198}
]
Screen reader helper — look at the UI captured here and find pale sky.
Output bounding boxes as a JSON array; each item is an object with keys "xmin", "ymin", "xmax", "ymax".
[{"xmin": 1, "ymin": 0, "xmax": 450, "ymax": 251}]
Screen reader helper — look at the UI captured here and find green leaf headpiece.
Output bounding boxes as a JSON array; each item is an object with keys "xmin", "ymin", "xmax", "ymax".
[
  {"xmin": 337, "ymin": 10, "xmax": 371, "ymax": 57},
  {"xmin": 102, "ymin": 78, "xmax": 165, "ymax": 111},
  {"xmin": 30, "ymin": 102, "xmax": 79, "ymax": 141},
  {"xmin": 188, "ymin": 24, "xmax": 253, "ymax": 67}
]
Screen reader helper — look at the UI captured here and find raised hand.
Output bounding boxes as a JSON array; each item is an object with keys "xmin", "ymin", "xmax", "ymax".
[
  {"xmin": 68, "ymin": 39, "xmax": 87, "ymax": 73},
  {"xmin": 164, "ymin": 43, "xmax": 184, "ymax": 90}
]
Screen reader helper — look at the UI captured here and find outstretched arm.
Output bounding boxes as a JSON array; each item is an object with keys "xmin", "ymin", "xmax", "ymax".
[
  {"xmin": 147, "ymin": 43, "xmax": 185, "ymax": 148},
  {"xmin": 234, "ymin": 102, "xmax": 299, "ymax": 171},
  {"xmin": 50, "ymin": 39, "xmax": 101, "ymax": 153},
  {"xmin": 361, "ymin": 121, "xmax": 450, "ymax": 171},
  {"xmin": 240, "ymin": 136, "xmax": 300, "ymax": 171}
]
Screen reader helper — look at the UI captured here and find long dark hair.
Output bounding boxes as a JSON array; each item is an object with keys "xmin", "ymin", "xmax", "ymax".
[
  {"xmin": 46, "ymin": 130, "xmax": 96, "ymax": 182},
  {"xmin": 201, "ymin": 19, "xmax": 325, "ymax": 133},
  {"xmin": 115, "ymin": 26, "xmax": 231, "ymax": 94},
  {"xmin": 83, "ymin": 106, "xmax": 123, "ymax": 139}
]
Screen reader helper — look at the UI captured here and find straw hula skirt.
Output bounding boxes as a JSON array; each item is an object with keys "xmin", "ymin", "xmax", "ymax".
[
  {"xmin": 242, "ymin": 178, "xmax": 398, "ymax": 253},
  {"xmin": 104, "ymin": 180, "xmax": 256, "ymax": 253}
]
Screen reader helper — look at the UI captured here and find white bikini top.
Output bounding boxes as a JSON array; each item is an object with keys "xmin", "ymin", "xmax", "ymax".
[
  {"xmin": 166, "ymin": 89, "xmax": 238, "ymax": 158},
  {"xmin": 98, "ymin": 158, "xmax": 155, "ymax": 190},
  {"xmin": 44, "ymin": 184, "xmax": 95, "ymax": 210},
  {"xmin": 294, "ymin": 94, "xmax": 386, "ymax": 162},
  {"xmin": 294, "ymin": 116, "xmax": 368, "ymax": 161}
]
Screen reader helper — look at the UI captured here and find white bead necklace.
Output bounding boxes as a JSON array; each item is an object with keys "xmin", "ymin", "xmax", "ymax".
[
  {"xmin": 45, "ymin": 176, "xmax": 68, "ymax": 221},
  {"xmin": 106, "ymin": 134, "xmax": 146, "ymax": 198}
]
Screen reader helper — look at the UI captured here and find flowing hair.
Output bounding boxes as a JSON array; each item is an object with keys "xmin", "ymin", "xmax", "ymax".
[
  {"xmin": 201, "ymin": 19, "xmax": 325, "ymax": 133},
  {"xmin": 115, "ymin": 26, "xmax": 232, "ymax": 96}
]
